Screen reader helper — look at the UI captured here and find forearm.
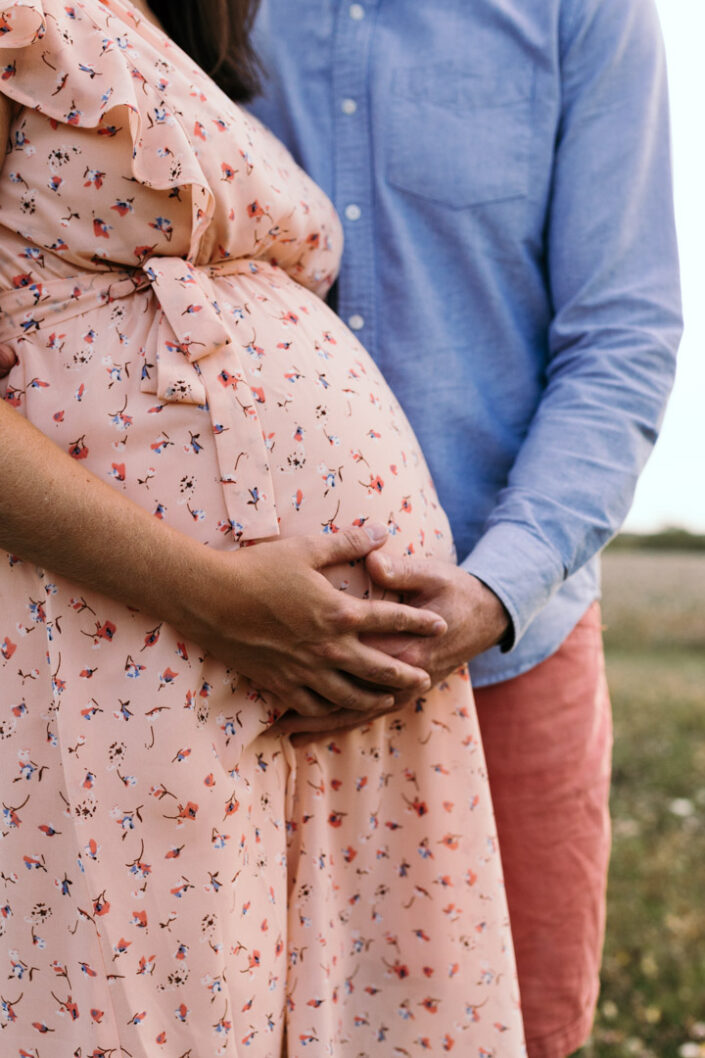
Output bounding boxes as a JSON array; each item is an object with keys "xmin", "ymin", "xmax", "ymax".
[
  {"xmin": 462, "ymin": 326, "xmax": 677, "ymax": 623},
  {"xmin": 464, "ymin": 0, "xmax": 682, "ymax": 643},
  {"xmin": 0, "ymin": 398, "xmax": 211, "ymax": 631}
]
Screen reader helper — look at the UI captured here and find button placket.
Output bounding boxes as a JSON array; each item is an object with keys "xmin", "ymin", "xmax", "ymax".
[{"xmin": 331, "ymin": 0, "xmax": 379, "ymax": 350}]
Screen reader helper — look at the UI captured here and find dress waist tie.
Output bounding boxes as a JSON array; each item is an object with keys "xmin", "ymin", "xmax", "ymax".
[{"xmin": 0, "ymin": 256, "xmax": 280, "ymax": 541}]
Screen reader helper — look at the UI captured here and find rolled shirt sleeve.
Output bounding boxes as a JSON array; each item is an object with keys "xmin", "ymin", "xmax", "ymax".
[{"xmin": 463, "ymin": 0, "xmax": 683, "ymax": 647}]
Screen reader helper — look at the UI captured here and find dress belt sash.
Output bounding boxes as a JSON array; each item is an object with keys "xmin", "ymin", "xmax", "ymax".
[{"xmin": 0, "ymin": 256, "xmax": 280, "ymax": 540}]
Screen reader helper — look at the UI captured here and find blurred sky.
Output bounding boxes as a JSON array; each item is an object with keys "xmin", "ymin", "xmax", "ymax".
[{"xmin": 623, "ymin": 0, "xmax": 705, "ymax": 532}]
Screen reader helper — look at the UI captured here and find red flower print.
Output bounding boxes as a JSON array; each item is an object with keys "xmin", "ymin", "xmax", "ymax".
[
  {"xmin": 68, "ymin": 435, "xmax": 89, "ymax": 459},
  {"xmin": 92, "ymin": 892, "xmax": 110, "ymax": 916},
  {"xmin": 1, "ymin": 636, "xmax": 16, "ymax": 660},
  {"xmin": 176, "ymin": 802, "xmax": 198, "ymax": 822},
  {"xmin": 93, "ymin": 217, "xmax": 112, "ymax": 238}
]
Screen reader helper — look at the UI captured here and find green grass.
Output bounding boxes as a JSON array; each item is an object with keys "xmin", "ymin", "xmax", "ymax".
[
  {"xmin": 571, "ymin": 551, "xmax": 705, "ymax": 1058},
  {"xmin": 608, "ymin": 529, "xmax": 705, "ymax": 553}
]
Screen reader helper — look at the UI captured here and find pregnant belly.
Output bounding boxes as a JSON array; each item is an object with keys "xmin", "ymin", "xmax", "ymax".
[
  {"xmin": 231, "ymin": 272, "xmax": 455, "ymax": 552},
  {"xmin": 6, "ymin": 266, "xmax": 456, "ymax": 584}
]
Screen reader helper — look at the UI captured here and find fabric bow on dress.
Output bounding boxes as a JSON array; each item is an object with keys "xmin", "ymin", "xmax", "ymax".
[{"xmin": 0, "ymin": 256, "xmax": 281, "ymax": 538}]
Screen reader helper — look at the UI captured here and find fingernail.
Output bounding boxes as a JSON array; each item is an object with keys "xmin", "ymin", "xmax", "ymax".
[
  {"xmin": 432, "ymin": 618, "xmax": 446, "ymax": 634},
  {"xmin": 382, "ymin": 696, "xmax": 395, "ymax": 709},
  {"xmin": 376, "ymin": 554, "xmax": 391, "ymax": 575},
  {"xmin": 365, "ymin": 523, "xmax": 387, "ymax": 544}
]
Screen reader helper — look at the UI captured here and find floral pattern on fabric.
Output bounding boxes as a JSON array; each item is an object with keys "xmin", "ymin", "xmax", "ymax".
[{"xmin": 0, "ymin": 0, "xmax": 526, "ymax": 1054}]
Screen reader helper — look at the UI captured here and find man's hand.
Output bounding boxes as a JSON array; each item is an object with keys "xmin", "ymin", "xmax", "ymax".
[{"xmin": 362, "ymin": 550, "xmax": 511, "ymax": 691}]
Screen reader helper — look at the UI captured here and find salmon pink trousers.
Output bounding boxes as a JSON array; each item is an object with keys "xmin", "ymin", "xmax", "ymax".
[{"xmin": 475, "ymin": 602, "xmax": 613, "ymax": 1058}]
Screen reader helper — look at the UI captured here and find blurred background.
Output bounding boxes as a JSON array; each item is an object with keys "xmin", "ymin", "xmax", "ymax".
[
  {"xmin": 574, "ymin": 1, "xmax": 705, "ymax": 1055},
  {"xmin": 623, "ymin": 0, "xmax": 705, "ymax": 536}
]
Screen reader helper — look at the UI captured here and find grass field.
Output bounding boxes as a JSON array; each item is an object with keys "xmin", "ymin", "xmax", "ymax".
[{"xmin": 572, "ymin": 550, "xmax": 705, "ymax": 1058}]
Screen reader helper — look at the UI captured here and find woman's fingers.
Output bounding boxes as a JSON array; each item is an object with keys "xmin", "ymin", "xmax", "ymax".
[
  {"xmin": 325, "ymin": 638, "xmax": 431, "ymax": 693},
  {"xmin": 281, "ymin": 677, "xmax": 396, "ymax": 721},
  {"xmin": 306, "ymin": 666, "xmax": 398, "ymax": 713},
  {"xmin": 318, "ymin": 670, "xmax": 398, "ymax": 713},
  {"xmin": 279, "ymin": 704, "xmax": 400, "ymax": 740},
  {"xmin": 284, "ymin": 685, "xmax": 334, "ymax": 718},
  {"xmin": 357, "ymin": 631, "xmax": 414, "ymax": 657}
]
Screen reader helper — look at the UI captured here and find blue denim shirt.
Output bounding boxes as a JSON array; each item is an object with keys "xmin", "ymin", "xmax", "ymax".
[{"xmin": 248, "ymin": 0, "xmax": 682, "ymax": 685}]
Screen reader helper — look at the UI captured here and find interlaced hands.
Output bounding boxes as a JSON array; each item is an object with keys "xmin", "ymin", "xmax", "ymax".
[
  {"xmin": 361, "ymin": 549, "xmax": 511, "ymax": 688},
  {"xmin": 278, "ymin": 542, "xmax": 511, "ymax": 743},
  {"xmin": 187, "ymin": 523, "xmax": 449, "ymax": 735}
]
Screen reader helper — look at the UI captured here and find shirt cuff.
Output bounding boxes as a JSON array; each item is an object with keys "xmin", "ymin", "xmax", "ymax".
[{"xmin": 460, "ymin": 523, "xmax": 567, "ymax": 650}]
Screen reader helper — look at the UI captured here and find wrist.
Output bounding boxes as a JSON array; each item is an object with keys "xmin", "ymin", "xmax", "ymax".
[
  {"xmin": 466, "ymin": 574, "xmax": 513, "ymax": 651},
  {"xmin": 161, "ymin": 535, "xmax": 231, "ymax": 644}
]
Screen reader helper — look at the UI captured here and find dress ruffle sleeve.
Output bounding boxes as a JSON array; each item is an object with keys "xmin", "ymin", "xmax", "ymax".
[
  {"xmin": 0, "ymin": 0, "xmax": 44, "ymax": 48},
  {"xmin": 0, "ymin": 0, "xmax": 345, "ymax": 282},
  {"xmin": 0, "ymin": 0, "xmax": 215, "ymax": 257}
]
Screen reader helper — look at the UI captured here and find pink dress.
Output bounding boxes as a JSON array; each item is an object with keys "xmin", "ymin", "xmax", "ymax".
[{"xmin": 0, "ymin": 1, "xmax": 526, "ymax": 1054}]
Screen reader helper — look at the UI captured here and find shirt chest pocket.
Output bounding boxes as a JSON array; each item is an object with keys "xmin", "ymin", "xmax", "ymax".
[{"xmin": 386, "ymin": 63, "xmax": 533, "ymax": 210}]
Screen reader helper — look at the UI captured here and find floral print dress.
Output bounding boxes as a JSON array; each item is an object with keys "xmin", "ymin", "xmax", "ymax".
[{"xmin": 0, "ymin": 1, "xmax": 526, "ymax": 1055}]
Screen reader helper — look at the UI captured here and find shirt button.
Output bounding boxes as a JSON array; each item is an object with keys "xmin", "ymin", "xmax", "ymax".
[
  {"xmin": 349, "ymin": 3, "xmax": 365, "ymax": 20},
  {"xmin": 345, "ymin": 203, "xmax": 362, "ymax": 222},
  {"xmin": 348, "ymin": 314, "xmax": 365, "ymax": 331},
  {"xmin": 341, "ymin": 97, "xmax": 358, "ymax": 115}
]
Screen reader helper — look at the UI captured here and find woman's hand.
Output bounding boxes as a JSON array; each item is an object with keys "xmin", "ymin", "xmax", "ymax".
[
  {"xmin": 0, "ymin": 401, "xmax": 444, "ymax": 719},
  {"xmin": 277, "ymin": 701, "xmax": 406, "ymax": 743},
  {"xmin": 0, "ymin": 345, "xmax": 16, "ymax": 377},
  {"xmin": 183, "ymin": 525, "xmax": 446, "ymax": 718}
]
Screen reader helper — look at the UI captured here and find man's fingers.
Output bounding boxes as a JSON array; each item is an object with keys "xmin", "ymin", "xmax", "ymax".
[
  {"xmin": 366, "ymin": 550, "xmax": 447, "ymax": 594},
  {"xmin": 354, "ymin": 598, "xmax": 446, "ymax": 638},
  {"xmin": 312, "ymin": 523, "xmax": 388, "ymax": 569}
]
